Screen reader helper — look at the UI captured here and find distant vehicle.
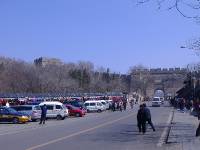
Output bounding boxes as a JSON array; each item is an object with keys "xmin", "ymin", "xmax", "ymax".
[
  {"xmin": 160, "ymin": 97, "xmax": 165, "ymax": 104},
  {"xmin": 0, "ymin": 107, "xmax": 30, "ymax": 124},
  {"xmin": 39, "ymin": 101, "xmax": 68, "ymax": 120},
  {"xmin": 84, "ymin": 100, "xmax": 105, "ymax": 112},
  {"xmin": 65, "ymin": 104, "xmax": 86, "ymax": 117},
  {"xmin": 152, "ymin": 97, "xmax": 162, "ymax": 107},
  {"xmin": 11, "ymin": 105, "xmax": 41, "ymax": 122}
]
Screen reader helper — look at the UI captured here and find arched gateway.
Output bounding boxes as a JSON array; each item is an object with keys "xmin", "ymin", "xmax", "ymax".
[{"xmin": 130, "ymin": 68, "xmax": 187, "ymax": 98}]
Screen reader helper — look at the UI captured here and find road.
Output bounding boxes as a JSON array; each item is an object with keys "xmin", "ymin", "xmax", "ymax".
[{"xmin": 0, "ymin": 103, "xmax": 172, "ymax": 150}]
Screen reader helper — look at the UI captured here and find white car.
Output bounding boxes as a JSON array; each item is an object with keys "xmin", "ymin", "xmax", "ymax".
[
  {"xmin": 39, "ymin": 101, "xmax": 69, "ymax": 120},
  {"xmin": 152, "ymin": 97, "xmax": 162, "ymax": 107},
  {"xmin": 99, "ymin": 100, "xmax": 110, "ymax": 110},
  {"xmin": 84, "ymin": 100, "xmax": 105, "ymax": 112}
]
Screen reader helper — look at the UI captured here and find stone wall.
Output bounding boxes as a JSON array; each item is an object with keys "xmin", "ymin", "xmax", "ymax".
[{"xmin": 130, "ymin": 68, "xmax": 187, "ymax": 98}]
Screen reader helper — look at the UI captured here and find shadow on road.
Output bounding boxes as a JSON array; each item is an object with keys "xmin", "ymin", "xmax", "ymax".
[
  {"xmin": 168, "ymin": 122, "xmax": 195, "ymax": 143},
  {"xmin": 87, "ymin": 123, "xmax": 168, "ymax": 145}
]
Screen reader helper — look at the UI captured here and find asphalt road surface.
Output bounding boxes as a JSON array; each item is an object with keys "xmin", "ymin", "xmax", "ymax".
[{"xmin": 0, "ymin": 103, "xmax": 172, "ymax": 150}]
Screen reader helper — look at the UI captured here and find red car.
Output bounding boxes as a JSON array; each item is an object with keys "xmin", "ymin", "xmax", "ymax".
[{"xmin": 65, "ymin": 105, "xmax": 86, "ymax": 117}]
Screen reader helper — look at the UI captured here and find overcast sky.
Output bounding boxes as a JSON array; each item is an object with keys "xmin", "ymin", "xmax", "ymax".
[{"xmin": 0, "ymin": 0, "xmax": 200, "ymax": 73}]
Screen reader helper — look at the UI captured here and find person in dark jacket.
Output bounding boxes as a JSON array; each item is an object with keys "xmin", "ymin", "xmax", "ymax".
[
  {"xmin": 196, "ymin": 103, "xmax": 200, "ymax": 137},
  {"xmin": 196, "ymin": 122, "xmax": 200, "ymax": 137},
  {"xmin": 112, "ymin": 101, "xmax": 116, "ymax": 111},
  {"xmin": 123, "ymin": 99, "xmax": 127, "ymax": 111},
  {"xmin": 137, "ymin": 104, "xmax": 147, "ymax": 134},
  {"xmin": 39, "ymin": 104, "xmax": 47, "ymax": 124},
  {"xmin": 143, "ymin": 103, "xmax": 155, "ymax": 131}
]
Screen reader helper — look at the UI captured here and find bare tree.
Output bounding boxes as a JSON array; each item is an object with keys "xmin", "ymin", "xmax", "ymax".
[
  {"xmin": 134, "ymin": 0, "xmax": 200, "ymax": 53},
  {"xmin": 0, "ymin": 56, "xmax": 131, "ymax": 94},
  {"xmin": 135, "ymin": 0, "xmax": 200, "ymax": 19}
]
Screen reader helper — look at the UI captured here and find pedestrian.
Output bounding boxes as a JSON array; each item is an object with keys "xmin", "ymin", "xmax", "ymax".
[
  {"xmin": 130, "ymin": 99, "xmax": 134, "ymax": 109},
  {"xmin": 143, "ymin": 103, "xmax": 156, "ymax": 131},
  {"xmin": 196, "ymin": 102, "xmax": 200, "ymax": 137},
  {"xmin": 119, "ymin": 101, "xmax": 123, "ymax": 112},
  {"xmin": 123, "ymin": 99, "xmax": 127, "ymax": 111},
  {"xmin": 5, "ymin": 101, "xmax": 10, "ymax": 107},
  {"xmin": 137, "ymin": 104, "xmax": 147, "ymax": 134},
  {"xmin": 196, "ymin": 122, "xmax": 200, "ymax": 137},
  {"xmin": 39, "ymin": 104, "xmax": 47, "ymax": 125},
  {"xmin": 112, "ymin": 101, "xmax": 116, "ymax": 111}
]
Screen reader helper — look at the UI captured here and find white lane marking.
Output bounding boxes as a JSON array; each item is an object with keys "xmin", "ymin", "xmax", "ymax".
[
  {"xmin": 26, "ymin": 113, "xmax": 136, "ymax": 150},
  {"xmin": 157, "ymin": 110, "xmax": 174, "ymax": 147}
]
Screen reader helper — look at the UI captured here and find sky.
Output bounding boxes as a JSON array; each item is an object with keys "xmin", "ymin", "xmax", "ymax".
[{"xmin": 0, "ymin": 0, "xmax": 200, "ymax": 73}]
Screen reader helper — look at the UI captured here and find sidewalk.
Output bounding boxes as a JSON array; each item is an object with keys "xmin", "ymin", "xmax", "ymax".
[{"xmin": 166, "ymin": 109, "xmax": 200, "ymax": 150}]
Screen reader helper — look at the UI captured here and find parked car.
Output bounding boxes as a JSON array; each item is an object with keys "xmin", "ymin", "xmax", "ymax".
[
  {"xmin": 84, "ymin": 100, "xmax": 105, "ymax": 112},
  {"xmin": 39, "ymin": 101, "xmax": 69, "ymax": 120},
  {"xmin": 65, "ymin": 104, "xmax": 86, "ymax": 117},
  {"xmin": 11, "ymin": 105, "xmax": 41, "ymax": 122},
  {"xmin": 152, "ymin": 97, "xmax": 162, "ymax": 107},
  {"xmin": 105, "ymin": 100, "xmax": 113, "ymax": 109},
  {"xmin": 99, "ymin": 100, "xmax": 110, "ymax": 110},
  {"xmin": 64, "ymin": 100, "xmax": 85, "ymax": 109},
  {"xmin": 0, "ymin": 107, "xmax": 30, "ymax": 124}
]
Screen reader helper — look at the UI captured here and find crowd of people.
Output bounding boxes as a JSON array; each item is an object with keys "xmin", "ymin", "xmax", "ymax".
[{"xmin": 170, "ymin": 97, "xmax": 200, "ymax": 137}]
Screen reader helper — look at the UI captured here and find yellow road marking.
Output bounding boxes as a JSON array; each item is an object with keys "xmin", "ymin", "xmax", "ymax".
[{"xmin": 26, "ymin": 113, "xmax": 135, "ymax": 150}]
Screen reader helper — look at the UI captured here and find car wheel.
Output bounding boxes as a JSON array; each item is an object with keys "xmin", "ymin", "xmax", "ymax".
[
  {"xmin": 75, "ymin": 113, "xmax": 81, "ymax": 117},
  {"xmin": 56, "ymin": 115, "xmax": 62, "ymax": 120},
  {"xmin": 13, "ymin": 118, "xmax": 19, "ymax": 124},
  {"xmin": 97, "ymin": 109, "xmax": 102, "ymax": 113}
]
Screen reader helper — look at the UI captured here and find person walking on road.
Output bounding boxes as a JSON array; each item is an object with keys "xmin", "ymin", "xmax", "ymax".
[
  {"xmin": 39, "ymin": 104, "xmax": 47, "ymax": 125},
  {"xmin": 137, "ymin": 104, "xmax": 147, "ymax": 134},
  {"xmin": 143, "ymin": 103, "xmax": 156, "ymax": 131}
]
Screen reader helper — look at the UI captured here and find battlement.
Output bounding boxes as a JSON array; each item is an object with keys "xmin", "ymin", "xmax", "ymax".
[{"xmin": 132, "ymin": 67, "xmax": 188, "ymax": 75}]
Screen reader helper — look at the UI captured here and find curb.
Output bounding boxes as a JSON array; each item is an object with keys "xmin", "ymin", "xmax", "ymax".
[{"xmin": 157, "ymin": 109, "xmax": 174, "ymax": 147}]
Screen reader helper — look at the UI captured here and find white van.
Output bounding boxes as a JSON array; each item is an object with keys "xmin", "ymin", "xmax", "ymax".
[
  {"xmin": 152, "ymin": 97, "xmax": 162, "ymax": 107},
  {"xmin": 84, "ymin": 100, "xmax": 105, "ymax": 112},
  {"xmin": 99, "ymin": 100, "xmax": 110, "ymax": 110},
  {"xmin": 39, "ymin": 101, "xmax": 69, "ymax": 120}
]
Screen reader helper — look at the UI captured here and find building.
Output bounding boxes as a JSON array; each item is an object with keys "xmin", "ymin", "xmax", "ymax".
[
  {"xmin": 34, "ymin": 57, "xmax": 62, "ymax": 67},
  {"xmin": 130, "ymin": 68, "xmax": 188, "ymax": 98}
]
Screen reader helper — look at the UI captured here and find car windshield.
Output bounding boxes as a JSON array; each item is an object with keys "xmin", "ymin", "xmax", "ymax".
[
  {"xmin": 84, "ymin": 103, "xmax": 89, "ymax": 106},
  {"xmin": 70, "ymin": 105, "xmax": 79, "ymax": 109},
  {"xmin": 19, "ymin": 106, "xmax": 32, "ymax": 111},
  {"xmin": 101, "ymin": 102, "xmax": 106, "ymax": 105},
  {"xmin": 34, "ymin": 106, "xmax": 41, "ymax": 110},
  {"xmin": 153, "ymin": 98, "xmax": 160, "ymax": 101},
  {"xmin": 7, "ymin": 107, "xmax": 18, "ymax": 113}
]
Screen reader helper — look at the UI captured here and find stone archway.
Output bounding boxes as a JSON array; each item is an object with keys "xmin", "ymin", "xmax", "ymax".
[{"xmin": 154, "ymin": 89, "xmax": 164, "ymax": 97}]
